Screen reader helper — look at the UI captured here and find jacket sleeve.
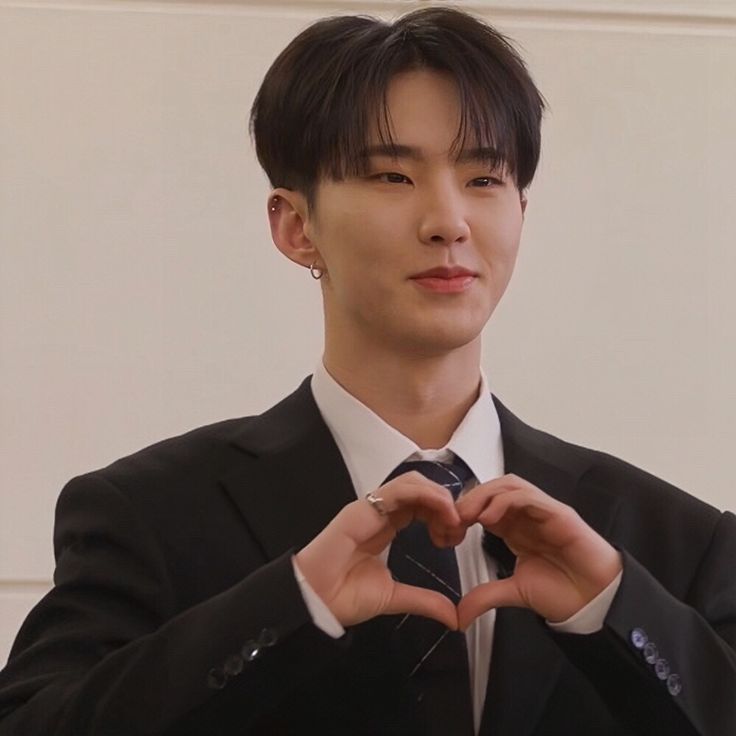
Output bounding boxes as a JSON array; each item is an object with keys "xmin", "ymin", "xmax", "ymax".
[
  {"xmin": 550, "ymin": 510, "xmax": 736, "ymax": 736},
  {"xmin": 0, "ymin": 472, "xmax": 350, "ymax": 736}
]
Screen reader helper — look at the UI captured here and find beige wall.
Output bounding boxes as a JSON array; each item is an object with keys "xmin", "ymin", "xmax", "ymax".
[{"xmin": 1, "ymin": 0, "xmax": 735, "ymax": 664}]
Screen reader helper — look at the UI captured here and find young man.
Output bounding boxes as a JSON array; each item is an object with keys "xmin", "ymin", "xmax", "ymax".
[{"xmin": 0, "ymin": 6, "xmax": 734, "ymax": 736}]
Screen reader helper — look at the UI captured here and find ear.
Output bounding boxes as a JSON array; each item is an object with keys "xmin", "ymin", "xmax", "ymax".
[
  {"xmin": 267, "ymin": 188, "xmax": 323, "ymax": 272},
  {"xmin": 520, "ymin": 191, "xmax": 528, "ymax": 218}
]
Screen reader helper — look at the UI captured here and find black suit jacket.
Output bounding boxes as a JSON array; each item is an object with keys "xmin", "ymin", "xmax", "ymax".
[{"xmin": 0, "ymin": 376, "xmax": 734, "ymax": 735}]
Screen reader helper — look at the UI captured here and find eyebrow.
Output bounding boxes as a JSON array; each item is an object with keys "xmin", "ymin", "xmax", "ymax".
[{"xmin": 359, "ymin": 143, "xmax": 503, "ymax": 165}]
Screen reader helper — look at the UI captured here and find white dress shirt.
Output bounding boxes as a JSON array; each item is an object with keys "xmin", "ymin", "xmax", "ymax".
[{"xmin": 291, "ymin": 360, "xmax": 621, "ymax": 733}]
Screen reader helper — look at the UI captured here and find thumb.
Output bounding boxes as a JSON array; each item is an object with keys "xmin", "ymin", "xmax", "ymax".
[
  {"xmin": 457, "ymin": 578, "xmax": 524, "ymax": 631},
  {"xmin": 385, "ymin": 582, "xmax": 459, "ymax": 631}
]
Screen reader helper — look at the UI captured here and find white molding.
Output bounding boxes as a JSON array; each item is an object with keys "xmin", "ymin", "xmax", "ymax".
[
  {"xmin": 1, "ymin": 0, "xmax": 735, "ymax": 25},
  {"xmin": 0, "ymin": 580, "xmax": 51, "ymax": 594}
]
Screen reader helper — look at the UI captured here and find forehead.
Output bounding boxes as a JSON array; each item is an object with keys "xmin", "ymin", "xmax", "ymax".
[
  {"xmin": 371, "ymin": 69, "xmax": 461, "ymax": 135},
  {"xmin": 360, "ymin": 69, "xmax": 503, "ymax": 165},
  {"xmin": 360, "ymin": 69, "xmax": 499, "ymax": 163}
]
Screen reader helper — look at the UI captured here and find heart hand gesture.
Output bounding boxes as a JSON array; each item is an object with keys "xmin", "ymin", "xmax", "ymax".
[{"xmin": 295, "ymin": 472, "xmax": 622, "ymax": 631}]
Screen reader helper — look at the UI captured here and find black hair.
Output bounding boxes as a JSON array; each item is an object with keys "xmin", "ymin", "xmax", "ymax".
[{"xmin": 249, "ymin": 5, "xmax": 547, "ymax": 213}]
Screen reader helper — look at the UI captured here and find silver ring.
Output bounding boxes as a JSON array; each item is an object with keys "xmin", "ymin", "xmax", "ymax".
[{"xmin": 365, "ymin": 491, "xmax": 388, "ymax": 516}]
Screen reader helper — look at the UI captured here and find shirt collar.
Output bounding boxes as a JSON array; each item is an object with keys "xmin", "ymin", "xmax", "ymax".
[{"xmin": 310, "ymin": 360, "xmax": 503, "ymax": 498}]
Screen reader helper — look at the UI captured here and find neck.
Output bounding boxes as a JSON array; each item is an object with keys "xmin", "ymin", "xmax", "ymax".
[{"xmin": 322, "ymin": 337, "xmax": 482, "ymax": 450}]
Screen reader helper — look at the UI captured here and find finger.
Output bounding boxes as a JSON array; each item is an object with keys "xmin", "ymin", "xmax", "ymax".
[
  {"xmin": 320, "ymin": 475, "xmax": 466, "ymax": 564},
  {"xmin": 455, "ymin": 474, "xmax": 554, "ymax": 524},
  {"xmin": 318, "ymin": 482, "xmax": 462, "ymax": 568},
  {"xmin": 455, "ymin": 483, "xmax": 517, "ymax": 525},
  {"xmin": 334, "ymin": 478, "xmax": 441, "ymax": 534},
  {"xmin": 427, "ymin": 522, "xmax": 469, "ymax": 549},
  {"xmin": 477, "ymin": 489, "xmax": 565, "ymax": 533},
  {"xmin": 386, "ymin": 582, "xmax": 459, "ymax": 631},
  {"xmin": 456, "ymin": 578, "xmax": 525, "ymax": 632},
  {"xmin": 375, "ymin": 475, "xmax": 462, "ymax": 527}
]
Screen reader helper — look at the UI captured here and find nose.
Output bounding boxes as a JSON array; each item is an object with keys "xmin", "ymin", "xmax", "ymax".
[{"xmin": 417, "ymin": 185, "xmax": 471, "ymax": 246}]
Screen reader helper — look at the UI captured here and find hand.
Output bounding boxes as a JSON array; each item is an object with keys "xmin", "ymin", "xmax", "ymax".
[
  {"xmin": 454, "ymin": 473, "xmax": 623, "ymax": 631},
  {"xmin": 295, "ymin": 471, "xmax": 464, "ymax": 629}
]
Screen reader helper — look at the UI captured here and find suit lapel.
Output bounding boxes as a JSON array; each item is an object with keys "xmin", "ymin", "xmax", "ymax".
[
  {"xmin": 477, "ymin": 395, "xmax": 622, "ymax": 736},
  {"xmin": 220, "ymin": 377, "xmax": 423, "ymax": 731},
  {"xmin": 221, "ymin": 376, "xmax": 356, "ymax": 561}
]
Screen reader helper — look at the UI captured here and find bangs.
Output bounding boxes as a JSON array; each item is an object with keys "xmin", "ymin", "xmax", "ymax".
[{"xmin": 325, "ymin": 62, "xmax": 519, "ymax": 183}]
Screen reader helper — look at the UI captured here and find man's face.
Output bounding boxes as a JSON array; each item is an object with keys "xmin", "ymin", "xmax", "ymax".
[{"xmin": 303, "ymin": 68, "xmax": 527, "ymax": 357}]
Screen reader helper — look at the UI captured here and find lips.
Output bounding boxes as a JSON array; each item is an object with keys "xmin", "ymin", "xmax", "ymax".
[
  {"xmin": 410, "ymin": 266, "xmax": 478, "ymax": 294},
  {"xmin": 410, "ymin": 266, "xmax": 478, "ymax": 280}
]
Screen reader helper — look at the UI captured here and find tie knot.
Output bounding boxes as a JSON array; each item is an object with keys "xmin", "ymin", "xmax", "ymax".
[{"xmin": 383, "ymin": 456, "xmax": 473, "ymax": 499}]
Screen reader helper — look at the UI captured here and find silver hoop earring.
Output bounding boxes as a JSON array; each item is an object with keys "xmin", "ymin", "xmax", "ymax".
[{"xmin": 309, "ymin": 261, "xmax": 324, "ymax": 280}]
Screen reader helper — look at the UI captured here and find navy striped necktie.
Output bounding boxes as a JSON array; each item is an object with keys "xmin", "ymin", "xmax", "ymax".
[
  {"xmin": 386, "ymin": 458, "xmax": 472, "ymax": 608},
  {"xmin": 383, "ymin": 456, "xmax": 475, "ymax": 735}
]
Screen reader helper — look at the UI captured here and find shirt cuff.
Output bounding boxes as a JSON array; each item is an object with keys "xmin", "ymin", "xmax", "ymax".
[
  {"xmin": 291, "ymin": 555, "xmax": 346, "ymax": 639},
  {"xmin": 546, "ymin": 570, "xmax": 623, "ymax": 634}
]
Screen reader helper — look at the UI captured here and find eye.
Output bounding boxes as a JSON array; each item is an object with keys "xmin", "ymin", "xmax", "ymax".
[
  {"xmin": 471, "ymin": 177, "xmax": 505, "ymax": 188},
  {"xmin": 372, "ymin": 172, "xmax": 411, "ymax": 184}
]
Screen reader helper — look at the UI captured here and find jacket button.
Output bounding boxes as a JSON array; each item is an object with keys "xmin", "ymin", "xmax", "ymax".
[
  {"xmin": 258, "ymin": 628, "xmax": 278, "ymax": 646},
  {"xmin": 654, "ymin": 658, "xmax": 670, "ymax": 680},
  {"xmin": 667, "ymin": 673, "xmax": 682, "ymax": 696},
  {"xmin": 242, "ymin": 641, "xmax": 260, "ymax": 661},
  {"xmin": 224, "ymin": 654, "xmax": 244, "ymax": 677},
  {"xmin": 630, "ymin": 628, "xmax": 648, "ymax": 649},
  {"xmin": 207, "ymin": 666, "xmax": 227, "ymax": 690},
  {"xmin": 643, "ymin": 641, "xmax": 658, "ymax": 665}
]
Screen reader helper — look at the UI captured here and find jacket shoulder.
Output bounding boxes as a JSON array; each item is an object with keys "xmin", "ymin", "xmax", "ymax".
[
  {"xmin": 500, "ymin": 397, "xmax": 723, "ymax": 522},
  {"xmin": 60, "ymin": 415, "xmax": 258, "ymax": 511}
]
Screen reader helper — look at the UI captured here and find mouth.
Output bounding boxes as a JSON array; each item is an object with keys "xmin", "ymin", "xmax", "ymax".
[
  {"xmin": 409, "ymin": 266, "xmax": 478, "ymax": 294},
  {"xmin": 411, "ymin": 266, "xmax": 478, "ymax": 279}
]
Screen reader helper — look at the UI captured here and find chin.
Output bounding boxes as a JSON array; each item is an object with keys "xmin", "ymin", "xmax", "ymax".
[{"xmin": 393, "ymin": 323, "xmax": 483, "ymax": 356}]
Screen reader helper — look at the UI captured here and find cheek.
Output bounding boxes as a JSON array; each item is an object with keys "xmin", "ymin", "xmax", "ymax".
[
  {"xmin": 319, "ymin": 232, "xmax": 386, "ymax": 313},
  {"xmin": 324, "ymin": 212, "xmax": 397, "ymax": 280},
  {"xmin": 481, "ymin": 215, "xmax": 522, "ymax": 270}
]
